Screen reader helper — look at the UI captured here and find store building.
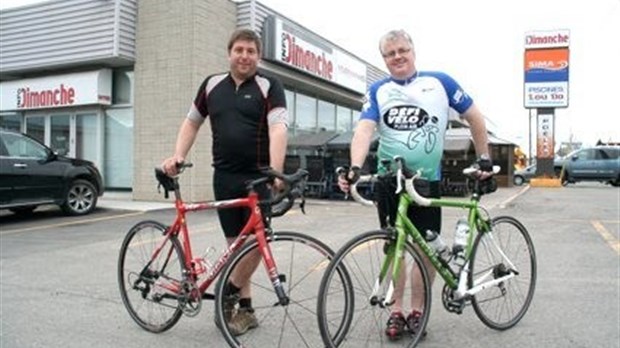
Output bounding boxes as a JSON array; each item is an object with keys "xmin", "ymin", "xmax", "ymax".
[
  {"xmin": 1, "ymin": 0, "xmax": 514, "ymax": 202},
  {"xmin": 1, "ymin": 0, "xmax": 389, "ymax": 201}
]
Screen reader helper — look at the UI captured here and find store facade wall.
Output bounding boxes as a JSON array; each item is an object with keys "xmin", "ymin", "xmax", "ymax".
[
  {"xmin": 0, "ymin": 0, "xmax": 137, "ymax": 190},
  {"xmin": 2, "ymin": 0, "xmax": 388, "ymax": 202}
]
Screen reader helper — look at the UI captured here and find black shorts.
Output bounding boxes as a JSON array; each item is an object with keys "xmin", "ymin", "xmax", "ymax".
[
  {"xmin": 213, "ymin": 169, "xmax": 271, "ymax": 238},
  {"xmin": 374, "ymin": 177, "xmax": 442, "ymax": 234}
]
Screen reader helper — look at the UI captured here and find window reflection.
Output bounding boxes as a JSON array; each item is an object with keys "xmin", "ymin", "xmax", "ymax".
[
  {"xmin": 76, "ymin": 114, "xmax": 98, "ymax": 161},
  {"xmin": 318, "ymin": 100, "xmax": 335, "ymax": 131},
  {"xmin": 336, "ymin": 106, "xmax": 352, "ymax": 132},
  {"xmin": 352, "ymin": 110, "xmax": 360, "ymax": 130},
  {"xmin": 0, "ymin": 114, "xmax": 22, "ymax": 132},
  {"xmin": 283, "ymin": 88, "xmax": 359, "ymax": 136},
  {"xmin": 105, "ymin": 108, "xmax": 134, "ymax": 188},
  {"xmin": 25, "ymin": 116, "xmax": 45, "ymax": 144},
  {"xmin": 285, "ymin": 89, "xmax": 295, "ymax": 135},
  {"xmin": 295, "ymin": 93, "xmax": 316, "ymax": 135}
]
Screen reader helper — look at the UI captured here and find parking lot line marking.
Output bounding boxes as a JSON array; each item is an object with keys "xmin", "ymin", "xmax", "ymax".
[
  {"xmin": 0, "ymin": 211, "xmax": 145, "ymax": 236},
  {"xmin": 498, "ymin": 186, "xmax": 530, "ymax": 209},
  {"xmin": 591, "ymin": 220, "xmax": 620, "ymax": 254}
]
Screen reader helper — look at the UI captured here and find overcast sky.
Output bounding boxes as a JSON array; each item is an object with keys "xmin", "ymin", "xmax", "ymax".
[{"xmin": 3, "ymin": 0, "xmax": 619, "ymax": 150}]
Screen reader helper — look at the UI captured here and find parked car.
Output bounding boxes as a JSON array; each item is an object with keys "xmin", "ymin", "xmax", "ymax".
[
  {"xmin": 513, "ymin": 164, "xmax": 537, "ymax": 186},
  {"xmin": 554, "ymin": 146, "xmax": 620, "ymax": 187},
  {"xmin": 0, "ymin": 129, "xmax": 104, "ymax": 215}
]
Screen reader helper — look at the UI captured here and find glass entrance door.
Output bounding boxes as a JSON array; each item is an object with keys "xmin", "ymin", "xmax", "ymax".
[{"xmin": 50, "ymin": 114, "xmax": 71, "ymax": 156}]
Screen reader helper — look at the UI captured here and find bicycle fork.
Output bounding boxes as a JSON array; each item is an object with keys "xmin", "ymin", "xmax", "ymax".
[
  {"xmin": 258, "ymin": 235, "xmax": 290, "ymax": 306},
  {"xmin": 369, "ymin": 241, "xmax": 399, "ymax": 308}
]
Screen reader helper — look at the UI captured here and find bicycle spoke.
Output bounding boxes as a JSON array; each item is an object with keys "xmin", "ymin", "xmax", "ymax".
[
  {"xmin": 317, "ymin": 231, "xmax": 430, "ymax": 348},
  {"xmin": 216, "ymin": 232, "xmax": 335, "ymax": 347},
  {"xmin": 118, "ymin": 221, "xmax": 184, "ymax": 333},
  {"xmin": 469, "ymin": 216, "xmax": 537, "ymax": 330}
]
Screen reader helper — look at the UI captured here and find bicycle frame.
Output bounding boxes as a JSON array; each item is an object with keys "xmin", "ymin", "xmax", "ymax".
[
  {"xmin": 388, "ymin": 193, "xmax": 486, "ymax": 288},
  {"xmin": 145, "ymin": 188, "xmax": 286, "ymax": 303},
  {"xmin": 378, "ymin": 183, "xmax": 516, "ymax": 305}
]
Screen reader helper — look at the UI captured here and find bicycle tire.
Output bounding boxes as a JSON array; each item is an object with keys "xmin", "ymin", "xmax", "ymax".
[
  {"xmin": 118, "ymin": 220, "xmax": 185, "ymax": 333},
  {"xmin": 469, "ymin": 215, "xmax": 537, "ymax": 330},
  {"xmin": 214, "ymin": 231, "xmax": 340, "ymax": 348},
  {"xmin": 317, "ymin": 230, "xmax": 432, "ymax": 348}
]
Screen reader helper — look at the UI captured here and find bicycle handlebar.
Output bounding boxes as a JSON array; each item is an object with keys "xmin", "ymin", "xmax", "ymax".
[
  {"xmin": 337, "ymin": 156, "xmax": 501, "ymax": 207},
  {"xmin": 154, "ymin": 163, "xmax": 307, "ymax": 217},
  {"xmin": 253, "ymin": 167, "xmax": 309, "ymax": 217}
]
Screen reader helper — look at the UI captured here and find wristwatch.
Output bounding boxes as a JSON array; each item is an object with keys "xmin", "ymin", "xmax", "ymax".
[{"xmin": 478, "ymin": 154, "xmax": 490, "ymax": 161}]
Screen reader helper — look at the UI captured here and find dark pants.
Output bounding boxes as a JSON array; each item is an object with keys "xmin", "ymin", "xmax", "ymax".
[
  {"xmin": 374, "ymin": 177, "xmax": 442, "ymax": 234},
  {"xmin": 213, "ymin": 170, "xmax": 271, "ymax": 238}
]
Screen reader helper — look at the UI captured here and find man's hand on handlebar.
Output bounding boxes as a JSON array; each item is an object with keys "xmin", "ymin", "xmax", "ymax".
[
  {"xmin": 475, "ymin": 156, "xmax": 494, "ymax": 181},
  {"xmin": 161, "ymin": 155, "xmax": 185, "ymax": 176},
  {"xmin": 271, "ymin": 178, "xmax": 285, "ymax": 193},
  {"xmin": 337, "ymin": 166, "xmax": 361, "ymax": 193}
]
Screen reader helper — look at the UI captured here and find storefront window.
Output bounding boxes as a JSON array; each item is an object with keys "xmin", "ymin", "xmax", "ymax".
[
  {"xmin": 25, "ymin": 116, "xmax": 45, "ymax": 144},
  {"xmin": 295, "ymin": 93, "xmax": 316, "ymax": 135},
  {"xmin": 0, "ymin": 114, "xmax": 22, "ymax": 132},
  {"xmin": 285, "ymin": 89, "xmax": 295, "ymax": 135},
  {"xmin": 352, "ymin": 110, "xmax": 361, "ymax": 129},
  {"xmin": 105, "ymin": 108, "xmax": 133, "ymax": 189},
  {"xmin": 76, "ymin": 113, "xmax": 98, "ymax": 162},
  {"xmin": 336, "ymin": 106, "xmax": 352, "ymax": 132},
  {"xmin": 318, "ymin": 100, "xmax": 335, "ymax": 131}
]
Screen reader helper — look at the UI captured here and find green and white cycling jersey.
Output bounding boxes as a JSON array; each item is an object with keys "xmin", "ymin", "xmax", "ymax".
[{"xmin": 361, "ymin": 71, "xmax": 474, "ymax": 180}]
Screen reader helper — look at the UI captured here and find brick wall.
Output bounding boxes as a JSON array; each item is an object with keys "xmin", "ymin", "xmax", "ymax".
[{"xmin": 134, "ymin": 0, "xmax": 236, "ymax": 202}]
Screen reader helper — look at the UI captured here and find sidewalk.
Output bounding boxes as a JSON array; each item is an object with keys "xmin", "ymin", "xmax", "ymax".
[
  {"xmin": 97, "ymin": 191, "xmax": 171, "ymax": 212},
  {"xmin": 98, "ymin": 185, "xmax": 531, "ymax": 212}
]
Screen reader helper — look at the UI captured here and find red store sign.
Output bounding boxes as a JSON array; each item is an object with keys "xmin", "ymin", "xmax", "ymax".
[
  {"xmin": 17, "ymin": 84, "xmax": 76, "ymax": 108},
  {"xmin": 280, "ymin": 32, "xmax": 334, "ymax": 80},
  {"xmin": 0, "ymin": 69, "xmax": 112, "ymax": 111}
]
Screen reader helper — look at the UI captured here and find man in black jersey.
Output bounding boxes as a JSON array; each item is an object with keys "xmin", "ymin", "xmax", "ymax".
[{"xmin": 162, "ymin": 29, "xmax": 288, "ymax": 336}]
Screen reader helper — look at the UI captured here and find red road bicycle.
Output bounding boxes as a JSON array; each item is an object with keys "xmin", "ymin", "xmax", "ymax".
[{"xmin": 118, "ymin": 163, "xmax": 346, "ymax": 347}]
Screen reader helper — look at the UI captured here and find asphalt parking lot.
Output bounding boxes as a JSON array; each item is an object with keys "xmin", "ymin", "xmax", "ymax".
[{"xmin": 1, "ymin": 183, "xmax": 618, "ymax": 348}]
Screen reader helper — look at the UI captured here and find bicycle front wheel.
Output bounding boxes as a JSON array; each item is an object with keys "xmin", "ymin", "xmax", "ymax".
[
  {"xmin": 469, "ymin": 216, "xmax": 537, "ymax": 330},
  {"xmin": 118, "ymin": 220, "xmax": 185, "ymax": 333},
  {"xmin": 214, "ymin": 231, "xmax": 339, "ymax": 348},
  {"xmin": 318, "ymin": 230, "xmax": 431, "ymax": 348}
]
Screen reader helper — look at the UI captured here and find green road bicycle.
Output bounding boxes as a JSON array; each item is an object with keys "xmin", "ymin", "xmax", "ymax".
[{"xmin": 317, "ymin": 157, "xmax": 537, "ymax": 348}]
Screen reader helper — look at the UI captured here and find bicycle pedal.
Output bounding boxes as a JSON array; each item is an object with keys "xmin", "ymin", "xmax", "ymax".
[{"xmin": 202, "ymin": 292, "xmax": 215, "ymax": 300}]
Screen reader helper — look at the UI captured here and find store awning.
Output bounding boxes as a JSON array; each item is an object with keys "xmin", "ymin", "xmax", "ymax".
[{"xmin": 287, "ymin": 131, "xmax": 339, "ymax": 149}]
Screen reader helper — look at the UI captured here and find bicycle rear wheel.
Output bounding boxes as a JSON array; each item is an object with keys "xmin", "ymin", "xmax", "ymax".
[
  {"xmin": 118, "ymin": 220, "xmax": 185, "ymax": 333},
  {"xmin": 469, "ymin": 216, "xmax": 537, "ymax": 330},
  {"xmin": 215, "ymin": 231, "xmax": 340, "ymax": 348},
  {"xmin": 317, "ymin": 230, "xmax": 431, "ymax": 348}
]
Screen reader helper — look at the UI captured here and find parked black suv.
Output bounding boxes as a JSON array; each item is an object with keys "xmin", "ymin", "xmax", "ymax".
[{"xmin": 0, "ymin": 129, "xmax": 104, "ymax": 215}]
